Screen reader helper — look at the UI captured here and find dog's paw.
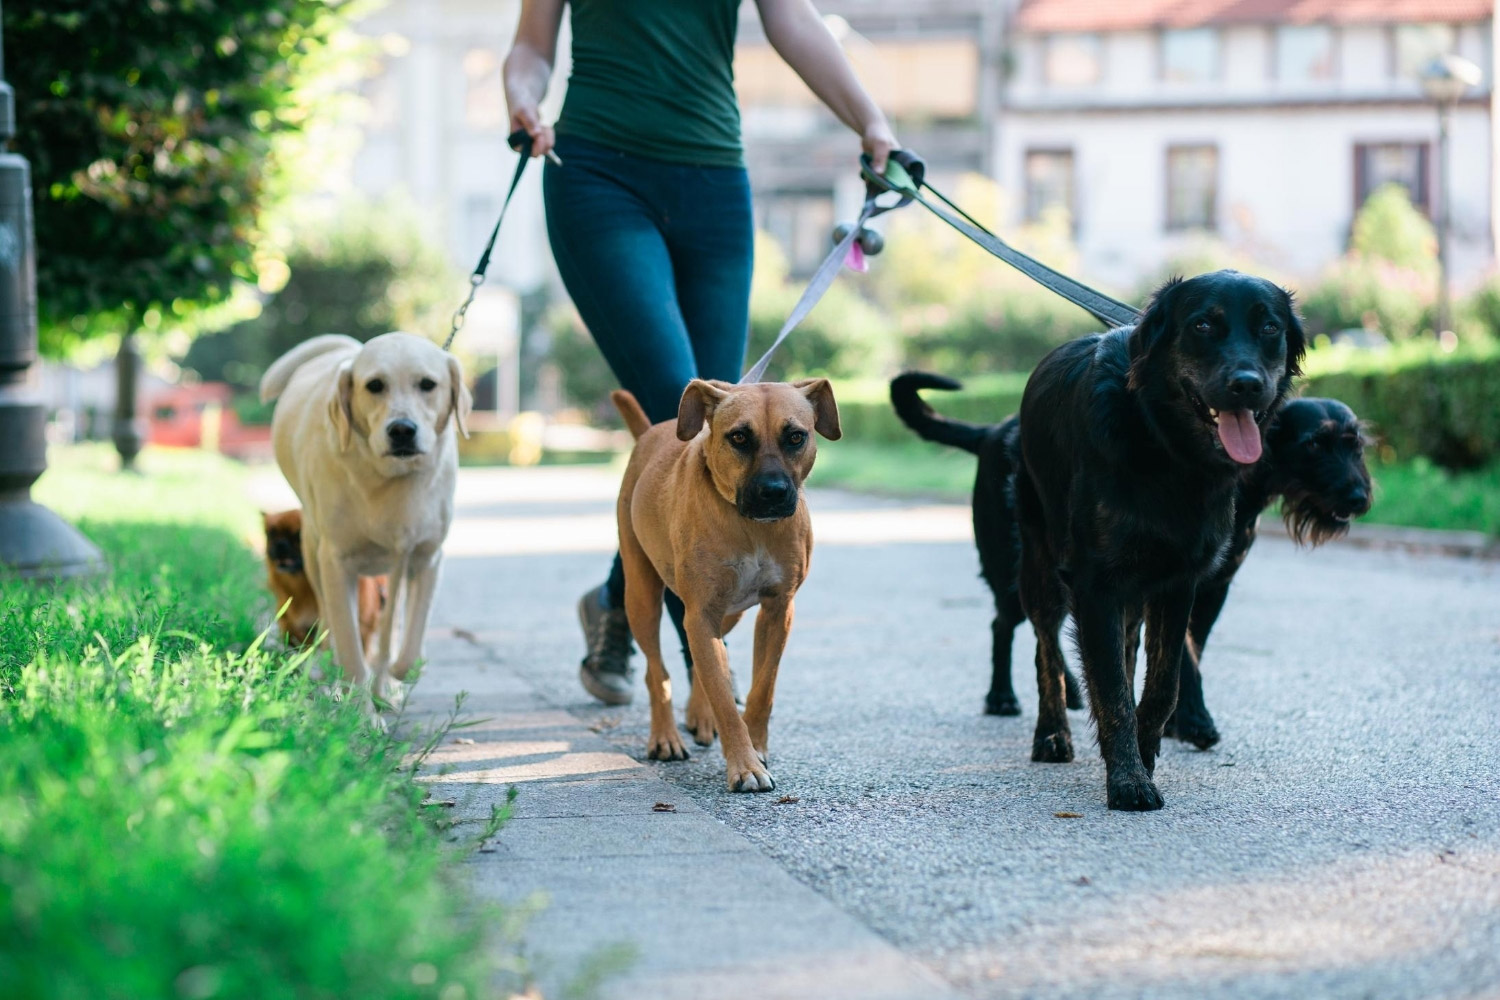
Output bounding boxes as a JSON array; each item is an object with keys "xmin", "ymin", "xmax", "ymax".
[
  {"xmin": 1167, "ymin": 710, "xmax": 1220, "ymax": 750},
  {"xmin": 1063, "ymin": 669, "xmax": 1085, "ymax": 711},
  {"xmin": 985, "ymin": 694, "xmax": 1022, "ymax": 716},
  {"xmin": 373, "ymin": 678, "xmax": 407, "ymax": 713},
  {"xmin": 1032, "ymin": 730, "xmax": 1074, "ymax": 763},
  {"xmin": 726, "ymin": 759, "xmax": 775, "ymax": 793},
  {"xmin": 647, "ymin": 730, "xmax": 690, "ymax": 762},
  {"xmin": 1107, "ymin": 773, "xmax": 1164, "ymax": 812},
  {"xmin": 684, "ymin": 704, "xmax": 717, "ymax": 747}
]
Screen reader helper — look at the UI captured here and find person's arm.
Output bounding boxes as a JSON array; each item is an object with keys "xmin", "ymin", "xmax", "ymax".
[
  {"xmin": 504, "ymin": 0, "xmax": 565, "ymax": 158},
  {"xmin": 755, "ymin": 0, "xmax": 898, "ymax": 171}
]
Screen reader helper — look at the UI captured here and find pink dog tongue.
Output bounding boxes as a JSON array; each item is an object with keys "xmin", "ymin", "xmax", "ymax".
[{"xmin": 1217, "ymin": 409, "xmax": 1262, "ymax": 465}]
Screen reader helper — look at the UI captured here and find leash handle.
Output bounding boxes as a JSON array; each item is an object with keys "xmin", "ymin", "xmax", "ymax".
[{"xmin": 444, "ymin": 132, "xmax": 541, "ymax": 351}]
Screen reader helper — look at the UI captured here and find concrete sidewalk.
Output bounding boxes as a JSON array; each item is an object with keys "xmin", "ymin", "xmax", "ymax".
[{"xmin": 407, "ymin": 636, "xmax": 958, "ymax": 1000}]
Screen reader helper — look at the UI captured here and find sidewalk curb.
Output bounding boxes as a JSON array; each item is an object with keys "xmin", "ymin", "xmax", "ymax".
[{"xmin": 406, "ymin": 635, "xmax": 960, "ymax": 1000}]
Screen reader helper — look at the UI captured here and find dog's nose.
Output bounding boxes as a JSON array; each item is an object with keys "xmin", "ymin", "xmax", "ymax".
[
  {"xmin": 755, "ymin": 476, "xmax": 794, "ymax": 506},
  {"xmin": 1344, "ymin": 486, "xmax": 1370, "ymax": 514},
  {"xmin": 1224, "ymin": 370, "xmax": 1266, "ymax": 402},
  {"xmin": 387, "ymin": 419, "xmax": 418, "ymax": 446}
]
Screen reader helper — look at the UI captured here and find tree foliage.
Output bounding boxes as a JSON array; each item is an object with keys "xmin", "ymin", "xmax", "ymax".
[{"xmin": 3, "ymin": 0, "xmax": 353, "ymax": 355}]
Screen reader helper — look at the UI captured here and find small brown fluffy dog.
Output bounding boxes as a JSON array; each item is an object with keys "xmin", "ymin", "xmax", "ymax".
[
  {"xmin": 612, "ymin": 378, "xmax": 840, "ymax": 792},
  {"xmin": 263, "ymin": 509, "xmax": 385, "ymax": 656}
]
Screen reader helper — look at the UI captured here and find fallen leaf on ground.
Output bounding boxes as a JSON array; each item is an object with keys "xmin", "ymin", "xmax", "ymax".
[
  {"xmin": 589, "ymin": 716, "xmax": 621, "ymax": 733},
  {"xmin": 453, "ymin": 627, "xmax": 480, "ymax": 643},
  {"xmin": 1075, "ymin": 876, "xmax": 1091, "ymax": 886},
  {"xmin": 1054, "ymin": 811, "xmax": 1083, "ymax": 819},
  {"xmin": 453, "ymin": 737, "xmax": 476, "ymax": 745},
  {"xmin": 775, "ymin": 796, "xmax": 800, "ymax": 805},
  {"xmin": 423, "ymin": 799, "xmax": 457, "ymax": 808},
  {"xmin": 1220, "ymin": 761, "xmax": 1236, "ymax": 767},
  {"xmin": 652, "ymin": 802, "xmax": 676, "ymax": 813}
]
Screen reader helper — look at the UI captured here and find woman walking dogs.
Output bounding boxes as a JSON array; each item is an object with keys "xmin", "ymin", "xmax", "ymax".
[{"xmin": 505, "ymin": 0, "xmax": 897, "ymax": 705}]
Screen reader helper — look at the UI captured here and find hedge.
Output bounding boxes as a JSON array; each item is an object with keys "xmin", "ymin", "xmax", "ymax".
[{"xmin": 837, "ymin": 341, "xmax": 1499, "ymax": 469}]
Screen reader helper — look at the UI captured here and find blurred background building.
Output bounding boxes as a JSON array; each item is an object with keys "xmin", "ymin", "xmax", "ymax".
[{"xmin": 1002, "ymin": 0, "xmax": 1494, "ymax": 286}]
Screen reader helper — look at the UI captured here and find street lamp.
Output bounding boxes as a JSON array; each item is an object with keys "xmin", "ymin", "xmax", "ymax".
[
  {"xmin": 1420, "ymin": 53, "xmax": 1483, "ymax": 338},
  {"xmin": 0, "ymin": 2, "xmax": 105, "ymax": 579}
]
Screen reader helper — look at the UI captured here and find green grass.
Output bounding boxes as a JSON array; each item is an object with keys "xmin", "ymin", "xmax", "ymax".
[
  {"xmin": 1, "ymin": 446, "xmax": 524, "ymax": 1000},
  {"xmin": 811, "ymin": 439, "xmax": 1500, "ymax": 536}
]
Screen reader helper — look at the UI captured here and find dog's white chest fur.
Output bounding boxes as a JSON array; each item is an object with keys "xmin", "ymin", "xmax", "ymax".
[{"xmin": 724, "ymin": 548, "xmax": 785, "ymax": 614}]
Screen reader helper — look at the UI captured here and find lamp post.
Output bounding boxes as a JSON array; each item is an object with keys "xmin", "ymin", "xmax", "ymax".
[
  {"xmin": 1420, "ymin": 53, "xmax": 1484, "ymax": 337},
  {"xmin": 0, "ymin": 2, "xmax": 105, "ymax": 579}
]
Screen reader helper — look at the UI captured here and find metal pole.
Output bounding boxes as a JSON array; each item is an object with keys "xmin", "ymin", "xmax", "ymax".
[
  {"xmin": 1435, "ymin": 100, "xmax": 1453, "ymax": 336},
  {"xmin": 0, "ymin": 0, "xmax": 105, "ymax": 579}
]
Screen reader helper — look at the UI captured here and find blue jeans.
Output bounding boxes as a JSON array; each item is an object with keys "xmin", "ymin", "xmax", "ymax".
[{"xmin": 544, "ymin": 135, "xmax": 753, "ymax": 666}]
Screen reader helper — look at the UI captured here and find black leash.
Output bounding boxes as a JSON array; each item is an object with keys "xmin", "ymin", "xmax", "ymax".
[
  {"xmin": 444, "ymin": 130, "xmax": 554, "ymax": 351},
  {"xmin": 742, "ymin": 148, "xmax": 1140, "ymax": 381},
  {"xmin": 858, "ymin": 153, "xmax": 1140, "ymax": 330}
]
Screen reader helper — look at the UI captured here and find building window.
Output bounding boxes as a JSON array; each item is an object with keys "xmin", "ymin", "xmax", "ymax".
[
  {"xmin": 1166, "ymin": 145, "xmax": 1218, "ymax": 230},
  {"xmin": 1044, "ymin": 34, "xmax": 1102, "ymax": 87},
  {"xmin": 760, "ymin": 191, "xmax": 836, "ymax": 276},
  {"xmin": 1024, "ymin": 149, "xmax": 1075, "ymax": 224},
  {"xmin": 1276, "ymin": 24, "xmax": 1336, "ymax": 83},
  {"xmin": 1161, "ymin": 28, "xmax": 1219, "ymax": 83},
  {"xmin": 463, "ymin": 48, "xmax": 506, "ymax": 131},
  {"xmin": 1394, "ymin": 23, "xmax": 1458, "ymax": 81},
  {"xmin": 1354, "ymin": 143, "xmax": 1430, "ymax": 214}
]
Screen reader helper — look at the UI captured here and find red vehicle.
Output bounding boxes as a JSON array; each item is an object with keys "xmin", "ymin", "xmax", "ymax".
[{"xmin": 148, "ymin": 383, "xmax": 272, "ymax": 460}]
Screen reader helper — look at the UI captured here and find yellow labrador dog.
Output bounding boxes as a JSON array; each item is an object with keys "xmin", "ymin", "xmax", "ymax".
[{"xmin": 260, "ymin": 333, "xmax": 470, "ymax": 714}]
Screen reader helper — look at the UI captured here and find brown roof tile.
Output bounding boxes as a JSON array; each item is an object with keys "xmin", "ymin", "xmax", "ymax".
[{"xmin": 1015, "ymin": 0, "xmax": 1494, "ymax": 33}]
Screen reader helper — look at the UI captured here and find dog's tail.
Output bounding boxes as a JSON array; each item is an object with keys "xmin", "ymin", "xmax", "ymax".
[
  {"xmin": 611, "ymin": 390, "xmax": 653, "ymax": 440},
  {"xmin": 259, "ymin": 334, "xmax": 362, "ymax": 403},
  {"xmin": 888, "ymin": 371, "xmax": 989, "ymax": 455}
]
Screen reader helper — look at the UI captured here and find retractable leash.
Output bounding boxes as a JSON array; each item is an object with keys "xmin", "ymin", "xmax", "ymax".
[
  {"xmin": 740, "ymin": 150, "xmax": 926, "ymax": 384},
  {"xmin": 443, "ymin": 130, "xmax": 560, "ymax": 351}
]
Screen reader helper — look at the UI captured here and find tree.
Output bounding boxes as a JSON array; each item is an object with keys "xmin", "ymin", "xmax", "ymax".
[{"xmin": 3, "ymin": 0, "xmax": 353, "ymax": 356}]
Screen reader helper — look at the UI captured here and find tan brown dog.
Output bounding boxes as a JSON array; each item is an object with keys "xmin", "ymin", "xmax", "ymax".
[
  {"xmin": 263, "ymin": 509, "xmax": 386, "ymax": 656},
  {"xmin": 611, "ymin": 378, "xmax": 840, "ymax": 792}
]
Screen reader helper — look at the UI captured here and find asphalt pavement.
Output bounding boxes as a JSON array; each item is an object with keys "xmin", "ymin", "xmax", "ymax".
[{"xmin": 398, "ymin": 463, "xmax": 1500, "ymax": 1000}]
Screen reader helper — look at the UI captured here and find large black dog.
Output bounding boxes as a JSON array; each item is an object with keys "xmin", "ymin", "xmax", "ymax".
[
  {"xmin": 1016, "ymin": 271, "xmax": 1306, "ymax": 810},
  {"xmin": 891, "ymin": 377, "xmax": 1371, "ymax": 748}
]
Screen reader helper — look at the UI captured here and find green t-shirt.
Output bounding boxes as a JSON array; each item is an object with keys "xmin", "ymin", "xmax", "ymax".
[{"xmin": 556, "ymin": 0, "xmax": 744, "ymax": 167}]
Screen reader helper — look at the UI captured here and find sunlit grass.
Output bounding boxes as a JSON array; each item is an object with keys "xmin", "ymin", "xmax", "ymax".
[{"xmin": 1, "ymin": 445, "xmax": 523, "ymax": 1000}]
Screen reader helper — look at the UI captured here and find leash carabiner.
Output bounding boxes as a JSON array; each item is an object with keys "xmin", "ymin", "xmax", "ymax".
[{"xmin": 444, "ymin": 129, "xmax": 552, "ymax": 351}]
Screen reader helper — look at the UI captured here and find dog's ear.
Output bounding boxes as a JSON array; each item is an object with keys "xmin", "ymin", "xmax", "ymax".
[
  {"xmin": 1127, "ymin": 276, "xmax": 1183, "ymax": 390},
  {"xmin": 793, "ymin": 377, "xmax": 842, "ymax": 441},
  {"xmin": 1281, "ymin": 286, "xmax": 1307, "ymax": 381},
  {"xmin": 444, "ymin": 354, "xmax": 472, "ymax": 439},
  {"xmin": 676, "ymin": 379, "xmax": 730, "ymax": 441},
  {"xmin": 329, "ymin": 361, "xmax": 355, "ymax": 451}
]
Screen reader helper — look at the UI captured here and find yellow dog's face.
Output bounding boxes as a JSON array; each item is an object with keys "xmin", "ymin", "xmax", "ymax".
[
  {"xmin": 676, "ymin": 378, "xmax": 841, "ymax": 522},
  {"xmin": 330, "ymin": 332, "xmax": 471, "ymax": 475}
]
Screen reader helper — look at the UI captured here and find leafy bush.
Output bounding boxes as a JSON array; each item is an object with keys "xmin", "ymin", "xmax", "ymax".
[
  {"xmin": 1350, "ymin": 184, "xmax": 1439, "ymax": 273},
  {"xmin": 180, "ymin": 199, "xmax": 457, "ymax": 391},
  {"xmin": 0, "ymin": 447, "xmax": 520, "ymax": 1000},
  {"xmin": 831, "ymin": 372, "xmax": 1028, "ymax": 445},
  {"xmin": 748, "ymin": 233, "xmax": 899, "ymax": 380},
  {"xmin": 1303, "ymin": 338, "xmax": 1500, "ymax": 469},
  {"xmin": 1297, "ymin": 185, "xmax": 1438, "ymax": 341}
]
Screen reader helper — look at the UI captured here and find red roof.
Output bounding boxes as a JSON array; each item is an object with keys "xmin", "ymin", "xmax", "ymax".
[{"xmin": 1015, "ymin": 0, "xmax": 1494, "ymax": 33}]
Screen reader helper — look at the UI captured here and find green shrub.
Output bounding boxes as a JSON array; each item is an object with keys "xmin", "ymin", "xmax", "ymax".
[
  {"xmin": 832, "ymin": 372, "xmax": 1028, "ymax": 445},
  {"xmin": 1350, "ymin": 184, "xmax": 1439, "ymax": 272},
  {"xmin": 180, "ymin": 197, "xmax": 458, "ymax": 392},
  {"xmin": 1303, "ymin": 339, "xmax": 1500, "ymax": 469},
  {"xmin": 1298, "ymin": 255, "xmax": 1434, "ymax": 341}
]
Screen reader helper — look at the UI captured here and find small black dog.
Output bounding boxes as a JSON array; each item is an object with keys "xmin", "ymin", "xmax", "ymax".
[
  {"xmin": 1016, "ymin": 271, "xmax": 1305, "ymax": 810},
  {"xmin": 891, "ymin": 377, "xmax": 1371, "ymax": 747}
]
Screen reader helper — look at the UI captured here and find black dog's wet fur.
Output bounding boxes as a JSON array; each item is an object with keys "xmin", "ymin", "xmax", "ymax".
[
  {"xmin": 954, "ymin": 271, "xmax": 1305, "ymax": 810},
  {"xmin": 894, "ymin": 375, "xmax": 1372, "ymax": 751}
]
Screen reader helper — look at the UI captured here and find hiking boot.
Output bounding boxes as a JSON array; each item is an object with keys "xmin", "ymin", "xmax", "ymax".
[{"xmin": 578, "ymin": 584, "xmax": 635, "ymax": 705}]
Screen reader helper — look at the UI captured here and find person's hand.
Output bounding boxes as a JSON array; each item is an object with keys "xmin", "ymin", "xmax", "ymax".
[
  {"xmin": 509, "ymin": 103, "xmax": 556, "ymax": 159},
  {"xmin": 862, "ymin": 119, "xmax": 898, "ymax": 174}
]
